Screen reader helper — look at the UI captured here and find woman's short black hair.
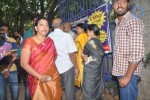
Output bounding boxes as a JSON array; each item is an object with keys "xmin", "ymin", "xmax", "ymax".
[
  {"xmin": 87, "ymin": 24, "xmax": 100, "ymax": 36},
  {"xmin": 34, "ymin": 17, "xmax": 49, "ymax": 34},
  {"xmin": 76, "ymin": 23, "xmax": 87, "ymax": 32}
]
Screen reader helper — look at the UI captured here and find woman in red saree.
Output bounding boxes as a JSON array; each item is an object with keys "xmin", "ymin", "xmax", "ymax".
[{"xmin": 21, "ymin": 17, "xmax": 62, "ymax": 100}]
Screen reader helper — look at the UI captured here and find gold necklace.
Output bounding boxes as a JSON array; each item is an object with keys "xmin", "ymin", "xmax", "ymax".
[{"xmin": 36, "ymin": 35, "xmax": 46, "ymax": 45}]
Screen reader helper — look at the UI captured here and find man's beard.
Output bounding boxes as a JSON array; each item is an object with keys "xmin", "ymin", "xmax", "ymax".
[{"xmin": 115, "ymin": 7, "xmax": 129, "ymax": 16}]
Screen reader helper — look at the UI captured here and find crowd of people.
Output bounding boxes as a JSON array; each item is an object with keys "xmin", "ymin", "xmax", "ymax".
[{"xmin": 0, "ymin": 0, "xmax": 144, "ymax": 100}]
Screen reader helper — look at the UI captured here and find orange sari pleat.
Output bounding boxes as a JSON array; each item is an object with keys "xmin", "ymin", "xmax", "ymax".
[{"xmin": 32, "ymin": 67, "xmax": 62, "ymax": 100}]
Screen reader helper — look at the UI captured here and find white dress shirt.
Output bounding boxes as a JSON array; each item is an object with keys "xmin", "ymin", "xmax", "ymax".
[
  {"xmin": 48, "ymin": 29, "xmax": 77, "ymax": 74},
  {"xmin": 69, "ymin": 31, "xmax": 76, "ymax": 39}
]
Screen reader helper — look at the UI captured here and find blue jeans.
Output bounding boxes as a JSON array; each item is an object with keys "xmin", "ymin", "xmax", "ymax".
[
  {"xmin": 117, "ymin": 75, "xmax": 140, "ymax": 100},
  {"xmin": 0, "ymin": 71, "xmax": 19, "ymax": 100}
]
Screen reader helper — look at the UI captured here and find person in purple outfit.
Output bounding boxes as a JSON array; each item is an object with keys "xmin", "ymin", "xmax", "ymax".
[
  {"xmin": 0, "ymin": 41, "xmax": 12, "ymax": 60},
  {"xmin": 0, "ymin": 24, "xmax": 18, "ymax": 100}
]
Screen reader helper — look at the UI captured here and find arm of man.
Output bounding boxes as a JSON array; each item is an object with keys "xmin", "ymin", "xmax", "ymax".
[
  {"xmin": 4, "ymin": 39, "xmax": 17, "ymax": 78},
  {"xmin": 66, "ymin": 34, "xmax": 79, "ymax": 77},
  {"xmin": 69, "ymin": 52, "xmax": 79, "ymax": 77},
  {"xmin": 119, "ymin": 63, "xmax": 138, "ymax": 87},
  {"xmin": 4, "ymin": 53, "xmax": 17, "ymax": 78}
]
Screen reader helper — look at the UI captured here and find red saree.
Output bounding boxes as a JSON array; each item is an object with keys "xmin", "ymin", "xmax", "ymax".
[{"xmin": 22, "ymin": 37, "xmax": 62, "ymax": 100}]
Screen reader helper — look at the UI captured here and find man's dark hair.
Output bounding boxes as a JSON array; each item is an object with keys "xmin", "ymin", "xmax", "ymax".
[
  {"xmin": 14, "ymin": 29, "xmax": 20, "ymax": 34},
  {"xmin": 0, "ymin": 23, "xmax": 10, "ymax": 30},
  {"xmin": 113, "ymin": 0, "xmax": 130, "ymax": 3}
]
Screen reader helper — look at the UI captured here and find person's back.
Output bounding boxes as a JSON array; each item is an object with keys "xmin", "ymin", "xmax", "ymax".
[
  {"xmin": 49, "ymin": 29, "xmax": 76, "ymax": 73},
  {"xmin": 48, "ymin": 18, "xmax": 78, "ymax": 100}
]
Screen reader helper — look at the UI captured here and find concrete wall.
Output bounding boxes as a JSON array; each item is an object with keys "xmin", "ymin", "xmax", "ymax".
[
  {"xmin": 138, "ymin": 1, "xmax": 150, "ymax": 100},
  {"xmin": 139, "ymin": 0, "xmax": 150, "ymax": 54}
]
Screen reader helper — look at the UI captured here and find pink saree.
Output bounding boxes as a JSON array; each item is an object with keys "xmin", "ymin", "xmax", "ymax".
[{"xmin": 22, "ymin": 37, "xmax": 62, "ymax": 100}]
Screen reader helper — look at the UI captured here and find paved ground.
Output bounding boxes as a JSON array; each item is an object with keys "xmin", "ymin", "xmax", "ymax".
[{"xmin": 7, "ymin": 84, "xmax": 118, "ymax": 100}]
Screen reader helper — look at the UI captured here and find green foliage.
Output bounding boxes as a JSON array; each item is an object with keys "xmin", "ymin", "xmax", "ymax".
[
  {"xmin": 143, "ymin": 52, "xmax": 150, "ymax": 68},
  {"xmin": 109, "ymin": 10, "xmax": 115, "ymax": 22},
  {"xmin": 0, "ymin": 0, "xmax": 58, "ymax": 36}
]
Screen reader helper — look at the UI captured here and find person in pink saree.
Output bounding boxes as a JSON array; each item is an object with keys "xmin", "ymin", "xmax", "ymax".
[{"xmin": 21, "ymin": 17, "xmax": 62, "ymax": 100}]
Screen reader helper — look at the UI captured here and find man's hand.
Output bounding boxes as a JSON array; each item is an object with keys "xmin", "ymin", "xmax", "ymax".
[
  {"xmin": 68, "ymin": 52, "xmax": 79, "ymax": 78},
  {"xmin": 119, "ymin": 76, "xmax": 131, "ymax": 87},
  {"xmin": 11, "ymin": 54, "xmax": 17, "ymax": 61},
  {"xmin": 4, "ymin": 70, "xmax": 10, "ymax": 78},
  {"xmin": 119, "ymin": 62, "xmax": 139, "ymax": 87},
  {"xmin": 3, "ymin": 50, "xmax": 11, "ymax": 57}
]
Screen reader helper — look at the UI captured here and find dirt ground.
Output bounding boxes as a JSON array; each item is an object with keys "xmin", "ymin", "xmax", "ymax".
[{"xmin": 7, "ymin": 84, "xmax": 119, "ymax": 100}]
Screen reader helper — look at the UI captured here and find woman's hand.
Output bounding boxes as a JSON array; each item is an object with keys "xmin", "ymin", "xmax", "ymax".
[
  {"xmin": 81, "ymin": 53, "xmax": 88, "ymax": 63},
  {"xmin": 38, "ymin": 75, "xmax": 51, "ymax": 83}
]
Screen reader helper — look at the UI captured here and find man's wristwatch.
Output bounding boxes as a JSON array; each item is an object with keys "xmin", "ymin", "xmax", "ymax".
[{"xmin": 4, "ymin": 68, "xmax": 10, "ymax": 72}]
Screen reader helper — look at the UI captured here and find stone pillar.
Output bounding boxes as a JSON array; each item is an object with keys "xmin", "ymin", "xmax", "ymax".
[{"xmin": 139, "ymin": 0, "xmax": 150, "ymax": 54}]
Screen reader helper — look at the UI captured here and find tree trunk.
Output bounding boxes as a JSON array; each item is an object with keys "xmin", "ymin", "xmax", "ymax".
[
  {"xmin": 47, "ymin": 0, "xmax": 59, "ymax": 26},
  {"xmin": 40, "ymin": 0, "xmax": 45, "ymax": 17}
]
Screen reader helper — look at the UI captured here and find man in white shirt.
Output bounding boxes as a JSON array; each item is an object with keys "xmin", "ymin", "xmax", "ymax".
[{"xmin": 48, "ymin": 18, "xmax": 79, "ymax": 100}]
